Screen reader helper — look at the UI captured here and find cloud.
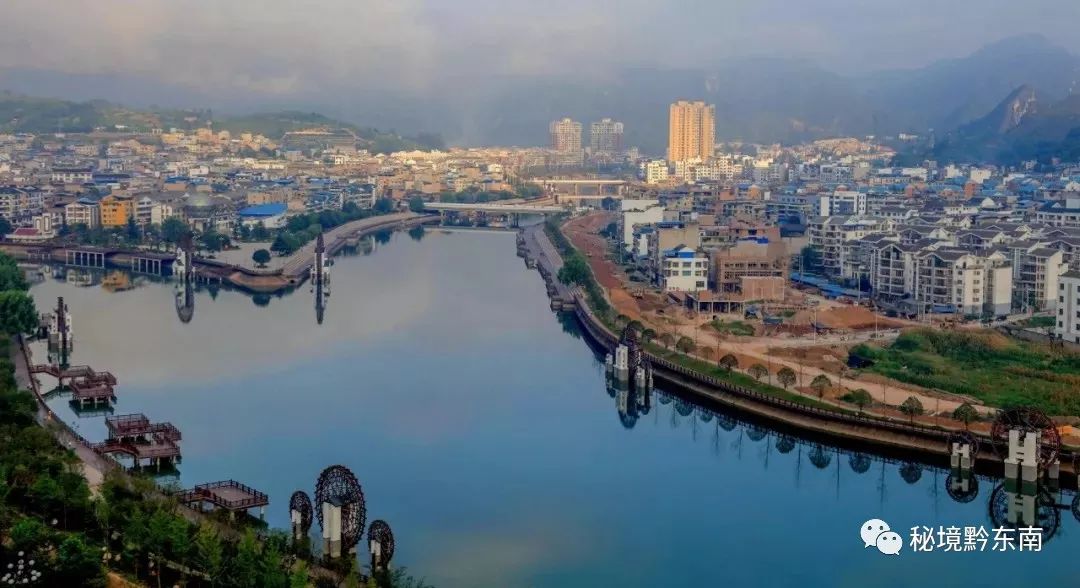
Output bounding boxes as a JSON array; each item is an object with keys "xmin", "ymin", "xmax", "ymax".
[{"xmin": 6, "ymin": 0, "xmax": 1076, "ymax": 96}]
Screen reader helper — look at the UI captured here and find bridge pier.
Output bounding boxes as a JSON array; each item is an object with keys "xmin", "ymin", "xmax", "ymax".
[
  {"xmin": 67, "ymin": 250, "xmax": 105, "ymax": 268},
  {"xmin": 131, "ymin": 257, "xmax": 163, "ymax": 275}
]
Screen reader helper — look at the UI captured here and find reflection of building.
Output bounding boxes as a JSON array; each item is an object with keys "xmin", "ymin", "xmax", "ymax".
[{"xmin": 668, "ymin": 100, "xmax": 715, "ymax": 163}]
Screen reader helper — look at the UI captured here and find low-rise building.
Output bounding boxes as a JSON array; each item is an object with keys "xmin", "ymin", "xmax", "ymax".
[
  {"xmin": 64, "ymin": 198, "xmax": 100, "ymax": 229},
  {"xmin": 1056, "ymin": 271, "xmax": 1080, "ymax": 344},
  {"xmin": 100, "ymin": 194, "xmax": 135, "ymax": 227},
  {"xmin": 660, "ymin": 245, "xmax": 708, "ymax": 292}
]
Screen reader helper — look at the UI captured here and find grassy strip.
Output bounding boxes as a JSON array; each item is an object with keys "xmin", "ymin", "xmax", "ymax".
[{"xmin": 851, "ymin": 328, "xmax": 1080, "ymax": 416}]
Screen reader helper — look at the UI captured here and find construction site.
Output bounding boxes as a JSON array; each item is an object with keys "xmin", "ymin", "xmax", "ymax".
[{"xmin": 560, "ymin": 211, "xmax": 1080, "ymax": 439}]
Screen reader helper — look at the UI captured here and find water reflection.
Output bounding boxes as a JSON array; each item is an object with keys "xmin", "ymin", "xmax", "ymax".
[{"xmin": 612, "ymin": 385, "xmax": 1080, "ymax": 547}]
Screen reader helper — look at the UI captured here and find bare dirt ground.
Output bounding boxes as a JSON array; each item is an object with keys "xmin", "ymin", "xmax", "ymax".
[{"xmin": 562, "ymin": 211, "xmax": 987, "ymax": 421}]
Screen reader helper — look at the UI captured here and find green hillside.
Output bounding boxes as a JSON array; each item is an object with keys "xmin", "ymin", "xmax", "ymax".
[{"xmin": 0, "ymin": 92, "xmax": 443, "ymax": 152}]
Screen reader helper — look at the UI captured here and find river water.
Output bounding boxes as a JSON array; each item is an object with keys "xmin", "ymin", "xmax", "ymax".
[{"xmin": 27, "ymin": 229, "xmax": 1079, "ymax": 587}]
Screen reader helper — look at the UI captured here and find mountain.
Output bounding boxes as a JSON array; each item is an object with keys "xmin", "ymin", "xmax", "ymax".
[
  {"xmin": 930, "ymin": 87, "xmax": 1080, "ymax": 164},
  {"xmin": 0, "ymin": 34, "xmax": 1077, "ymax": 152},
  {"xmin": 0, "ymin": 93, "xmax": 442, "ymax": 152},
  {"xmin": 855, "ymin": 34, "xmax": 1079, "ymax": 134}
]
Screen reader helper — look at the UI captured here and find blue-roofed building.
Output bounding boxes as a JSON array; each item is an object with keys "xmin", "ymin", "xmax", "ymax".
[
  {"xmin": 660, "ymin": 245, "xmax": 708, "ymax": 292},
  {"xmin": 237, "ymin": 202, "xmax": 288, "ymax": 229}
]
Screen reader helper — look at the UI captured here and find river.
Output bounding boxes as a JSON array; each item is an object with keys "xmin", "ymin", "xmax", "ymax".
[{"xmin": 27, "ymin": 228, "xmax": 1079, "ymax": 587}]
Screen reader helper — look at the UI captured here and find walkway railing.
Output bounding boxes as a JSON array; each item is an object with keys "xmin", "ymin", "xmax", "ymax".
[{"xmin": 570, "ymin": 290, "xmax": 971, "ymax": 449}]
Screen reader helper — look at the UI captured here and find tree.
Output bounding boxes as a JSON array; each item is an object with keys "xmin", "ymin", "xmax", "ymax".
[
  {"xmin": 0, "ymin": 252, "xmax": 29, "ymax": 291},
  {"xmin": 407, "ymin": 195, "xmax": 426, "ymax": 213},
  {"xmin": 810, "ymin": 374, "xmax": 831, "ymax": 399},
  {"xmin": 900, "ymin": 396, "xmax": 925, "ymax": 425},
  {"xmin": 848, "ymin": 389, "xmax": 873, "ymax": 413},
  {"xmin": 557, "ymin": 254, "xmax": 590, "ymax": 286},
  {"xmin": 194, "ymin": 523, "xmax": 225, "ymax": 583},
  {"xmin": 776, "ymin": 367, "xmax": 797, "ymax": 389},
  {"xmin": 53, "ymin": 535, "xmax": 104, "ymax": 588},
  {"xmin": 252, "ymin": 248, "xmax": 272, "ymax": 268},
  {"xmin": 748, "ymin": 363, "xmax": 768, "ymax": 381},
  {"xmin": 373, "ymin": 197, "xmax": 395, "ymax": 214},
  {"xmin": 718, "ymin": 354, "xmax": 739, "ymax": 372},
  {"xmin": 126, "ymin": 215, "xmax": 140, "ymax": 242},
  {"xmin": 200, "ymin": 230, "xmax": 228, "ymax": 252},
  {"xmin": 675, "ymin": 336, "xmax": 695, "ymax": 354},
  {"xmin": 952, "ymin": 402, "xmax": 979, "ymax": 429},
  {"xmin": 161, "ymin": 217, "xmax": 188, "ymax": 245},
  {"xmin": 0, "ymin": 291, "xmax": 38, "ymax": 334},
  {"xmin": 799, "ymin": 245, "xmax": 821, "ymax": 273},
  {"xmin": 659, "ymin": 333, "xmax": 675, "ymax": 349},
  {"xmin": 231, "ymin": 530, "xmax": 262, "ymax": 588},
  {"xmin": 641, "ymin": 328, "xmax": 657, "ymax": 345},
  {"xmin": 252, "ymin": 222, "xmax": 271, "ymax": 241}
]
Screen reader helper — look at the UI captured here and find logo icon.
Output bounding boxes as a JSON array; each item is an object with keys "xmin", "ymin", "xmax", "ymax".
[{"xmin": 861, "ymin": 519, "xmax": 901, "ymax": 555}]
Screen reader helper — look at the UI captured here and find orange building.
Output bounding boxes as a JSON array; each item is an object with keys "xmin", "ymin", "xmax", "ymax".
[{"xmin": 100, "ymin": 195, "xmax": 135, "ymax": 227}]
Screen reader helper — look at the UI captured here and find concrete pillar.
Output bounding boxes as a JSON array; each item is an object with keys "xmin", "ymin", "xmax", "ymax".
[
  {"xmin": 370, "ymin": 540, "xmax": 383, "ymax": 572},
  {"xmin": 614, "ymin": 345, "xmax": 629, "ymax": 381},
  {"xmin": 322, "ymin": 502, "xmax": 342, "ymax": 559},
  {"xmin": 1005, "ymin": 429, "xmax": 1039, "ymax": 483},
  {"xmin": 949, "ymin": 442, "xmax": 972, "ymax": 471},
  {"xmin": 291, "ymin": 509, "xmax": 302, "ymax": 540}
]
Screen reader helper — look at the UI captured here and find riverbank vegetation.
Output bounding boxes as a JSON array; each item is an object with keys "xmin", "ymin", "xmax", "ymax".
[
  {"xmin": 546, "ymin": 217, "xmax": 612, "ymax": 318},
  {"xmin": 849, "ymin": 328, "xmax": 1080, "ymax": 416},
  {"xmin": 0, "ymin": 255, "xmax": 430, "ymax": 586}
]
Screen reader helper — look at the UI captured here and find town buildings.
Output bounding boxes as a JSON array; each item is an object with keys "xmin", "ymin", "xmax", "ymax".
[{"xmin": 589, "ymin": 119, "xmax": 624, "ymax": 156}]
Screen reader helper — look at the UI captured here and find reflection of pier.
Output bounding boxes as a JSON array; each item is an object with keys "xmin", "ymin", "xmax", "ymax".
[
  {"xmin": 175, "ymin": 480, "xmax": 269, "ymax": 520},
  {"xmin": 91, "ymin": 413, "xmax": 182, "ymax": 470},
  {"xmin": 311, "ymin": 233, "xmax": 330, "ymax": 324},
  {"xmin": 31, "ymin": 364, "xmax": 117, "ymax": 406},
  {"xmin": 174, "ymin": 232, "xmax": 197, "ymax": 323}
]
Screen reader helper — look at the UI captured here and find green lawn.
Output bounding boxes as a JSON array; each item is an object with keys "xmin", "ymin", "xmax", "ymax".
[
  {"xmin": 850, "ymin": 328, "xmax": 1080, "ymax": 416},
  {"xmin": 706, "ymin": 319, "xmax": 756, "ymax": 336},
  {"xmin": 1019, "ymin": 315, "xmax": 1057, "ymax": 329}
]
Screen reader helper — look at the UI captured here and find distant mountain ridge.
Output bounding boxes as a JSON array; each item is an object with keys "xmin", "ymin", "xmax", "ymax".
[
  {"xmin": 0, "ymin": 34, "xmax": 1077, "ymax": 154},
  {"xmin": 0, "ymin": 93, "xmax": 443, "ymax": 153},
  {"xmin": 928, "ymin": 84, "xmax": 1080, "ymax": 164}
]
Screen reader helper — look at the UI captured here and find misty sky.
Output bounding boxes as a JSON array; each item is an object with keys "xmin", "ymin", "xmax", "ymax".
[{"xmin": 2, "ymin": 0, "xmax": 1078, "ymax": 98}]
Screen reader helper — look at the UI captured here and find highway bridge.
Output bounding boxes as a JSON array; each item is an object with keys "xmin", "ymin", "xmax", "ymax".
[{"xmin": 423, "ymin": 202, "xmax": 564, "ymax": 215}]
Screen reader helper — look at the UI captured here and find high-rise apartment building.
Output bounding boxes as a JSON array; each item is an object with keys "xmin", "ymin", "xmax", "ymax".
[
  {"xmin": 589, "ymin": 118, "xmax": 624, "ymax": 155},
  {"xmin": 668, "ymin": 100, "xmax": 715, "ymax": 163},
  {"xmin": 549, "ymin": 118, "xmax": 583, "ymax": 153}
]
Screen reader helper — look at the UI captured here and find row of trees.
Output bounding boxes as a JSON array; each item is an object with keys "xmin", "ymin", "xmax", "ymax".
[
  {"xmin": 269, "ymin": 200, "xmax": 395, "ymax": 255},
  {"xmin": 614, "ymin": 310, "xmax": 985, "ymax": 429}
]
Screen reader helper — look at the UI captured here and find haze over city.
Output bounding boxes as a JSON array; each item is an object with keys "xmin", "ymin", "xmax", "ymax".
[
  {"xmin": 3, "ymin": 1, "xmax": 1080, "ymax": 148},
  {"xmin": 5, "ymin": 2, "xmax": 1080, "ymax": 587}
]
